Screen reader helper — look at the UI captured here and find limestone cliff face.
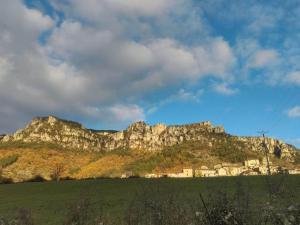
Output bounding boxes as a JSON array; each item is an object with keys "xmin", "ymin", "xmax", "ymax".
[
  {"xmin": 1, "ymin": 116, "xmax": 106, "ymax": 151},
  {"xmin": 0, "ymin": 116, "xmax": 298, "ymax": 160},
  {"xmin": 0, "ymin": 134, "xmax": 4, "ymax": 141},
  {"xmin": 234, "ymin": 136, "xmax": 296, "ymax": 160},
  {"xmin": 105, "ymin": 121, "xmax": 224, "ymax": 151},
  {"xmin": 0, "ymin": 116, "xmax": 224, "ymax": 151}
]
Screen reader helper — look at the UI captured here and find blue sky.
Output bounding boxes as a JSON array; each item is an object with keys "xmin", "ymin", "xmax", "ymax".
[{"xmin": 0, "ymin": 0, "xmax": 300, "ymax": 147}]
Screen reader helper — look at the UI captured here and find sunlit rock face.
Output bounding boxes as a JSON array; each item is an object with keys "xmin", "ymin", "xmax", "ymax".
[
  {"xmin": 0, "ymin": 116, "xmax": 297, "ymax": 161},
  {"xmin": 235, "ymin": 136, "xmax": 296, "ymax": 160},
  {"xmin": 1, "ymin": 116, "xmax": 105, "ymax": 150},
  {"xmin": 104, "ymin": 120, "xmax": 224, "ymax": 151},
  {"xmin": 0, "ymin": 134, "xmax": 5, "ymax": 141}
]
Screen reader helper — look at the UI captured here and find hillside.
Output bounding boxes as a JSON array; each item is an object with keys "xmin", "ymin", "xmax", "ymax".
[{"xmin": 0, "ymin": 116, "xmax": 299, "ymax": 182}]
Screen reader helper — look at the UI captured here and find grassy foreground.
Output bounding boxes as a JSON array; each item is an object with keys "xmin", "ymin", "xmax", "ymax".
[{"xmin": 0, "ymin": 176, "xmax": 300, "ymax": 225}]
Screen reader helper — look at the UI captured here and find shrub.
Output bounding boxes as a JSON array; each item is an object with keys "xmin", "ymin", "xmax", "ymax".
[
  {"xmin": 0, "ymin": 209, "xmax": 34, "ymax": 225},
  {"xmin": 0, "ymin": 177, "xmax": 13, "ymax": 184},
  {"xmin": 63, "ymin": 198, "xmax": 91, "ymax": 225},
  {"xmin": 26, "ymin": 175, "xmax": 46, "ymax": 183},
  {"xmin": 69, "ymin": 167, "xmax": 81, "ymax": 175},
  {"xmin": 14, "ymin": 209, "xmax": 34, "ymax": 225},
  {"xmin": 0, "ymin": 155, "xmax": 19, "ymax": 168},
  {"xmin": 212, "ymin": 138, "xmax": 257, "ymax": 163},
  {"xmin": 50, "ymin": 163, "xmax": 65, "ymax": 181}
]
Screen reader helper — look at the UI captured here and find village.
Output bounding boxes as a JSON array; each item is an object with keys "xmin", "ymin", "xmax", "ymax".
[{"xmin": 134, "ymin": 158, "xmax": 300, "ymax": 178}]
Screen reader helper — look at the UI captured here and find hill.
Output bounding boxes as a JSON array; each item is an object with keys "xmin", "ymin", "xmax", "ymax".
[{"xmin": 0, "ymin": 116, "xmax": 299, "ymax": 182}]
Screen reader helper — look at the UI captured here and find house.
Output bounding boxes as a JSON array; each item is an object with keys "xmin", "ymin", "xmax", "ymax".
[
  {"xmin": 145, "ymin": 173, "xmax": 160, "ymax": 178},
  {"xmin": 217, "ymin": 168, "xmax": 227, "ymax": 176},
  {"xmin": 195, "ymin": 168, "xmax": 216, "ymax": 177},
  {"xmin": 244, "ymin": 159, "xmax": 260, "ymax": 168},
  {"xmin": 270, "ymin": 166, "xmax": 280, "ymax": 174},
  {"xmin": 121, "ymin": 171, "xmax": 133, "ymax": 178},
  {"xmin": 225, "ymin": 167, "xmax": 241, "ymax": 176},
  {"xmin": 168, "ymin": 173, "xmax": 185, "ymax": 178},
  {"xmin": 194, "ymin": 169, "xmax": 202, "ymax": 177},
  {"xmin": 182, "ymin": 168, "xmax": 193, "ymax": 177},
  {"xmin": 241, "ymin": 170, "xmax": 259, "ymax": 176},
  {"xmin": 288, "ymin": 169, "xmax": 300, "ymax": 175},
  {"xmin": 167, "ymin": 168, "xmax": 193, "ymax": 178}
]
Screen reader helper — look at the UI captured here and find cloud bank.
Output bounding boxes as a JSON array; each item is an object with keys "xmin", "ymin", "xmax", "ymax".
[
  {"xmin": 0, "ymin": 0, "xmax": 236, "ymax": 132},
  {"xmin": 0, "ymin": 0, "xmax": 300, "ymax": 133}
]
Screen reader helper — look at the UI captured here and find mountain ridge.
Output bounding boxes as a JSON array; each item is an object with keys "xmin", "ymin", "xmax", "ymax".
[
  {"xmin": 0, "ymin": 115, "xmax": 299, "ymax": 182},
  {"xmin": 0, "ymin": 115, "xmax": 298, "ymax": 160}
]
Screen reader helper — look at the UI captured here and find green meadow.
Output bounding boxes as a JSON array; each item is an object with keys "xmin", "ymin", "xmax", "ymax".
[{"xmin": 0, "ymin": 176, "xmax": 299, "ymax": 225}]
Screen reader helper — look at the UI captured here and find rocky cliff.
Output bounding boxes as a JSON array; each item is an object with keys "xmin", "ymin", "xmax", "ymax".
[
  {"xmin": 0, "ymin": 116, "xmax": 298, "ymax": 161},
  {"xmin": 0, "ymin": 134, "xmax": 5, "ymax": 142}
]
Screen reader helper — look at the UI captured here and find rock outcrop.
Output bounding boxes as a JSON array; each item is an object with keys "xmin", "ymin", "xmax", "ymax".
[
  {"xmin": 235, "ymin": 136, "xmax": 296, "ymax": 160},
  {"xmin": 0, "ymin": 116, "xmax": 224, "ymax": 151},
  {"xmin": 1, "ymin": 116, "xmax": 105, "ymax": 151},
  {"xmin": 0, "ymin": 134, "xmax": 5, "ymax": 141},
  {"xmin": 0, "ymin": 116, "xmax": 298, "ymax": 161}
]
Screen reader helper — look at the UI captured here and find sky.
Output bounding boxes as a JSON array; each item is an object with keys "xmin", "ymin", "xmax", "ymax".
[{"xmin": 0, "ymin": 0, "xmax": 300, "ymax": 147}]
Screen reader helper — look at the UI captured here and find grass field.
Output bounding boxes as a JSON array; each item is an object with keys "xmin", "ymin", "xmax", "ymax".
[{"xmin": 0, "ymin": 176, "xmax": 300, "ymax": 225}]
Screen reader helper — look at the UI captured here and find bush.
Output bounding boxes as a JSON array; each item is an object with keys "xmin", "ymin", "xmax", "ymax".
[
  {"xmin": 0, "ymin": 177, "xmax": 13, "ymax": 184},
  {"xmin": 63, "ymin": 198, "xmax": 111, "ymax": 225},
  {"xmin": 0, "ymin": 155, "xmax": 19, "ymax": 168},
  {"xmin": 69, "ymin": 167, "xmax": 81, "ymax": 175},
  {"xmin": 125, "ymin": 184, "xmax": 194, "ymax": 225},
  {"xmin": 0, "ymin": 141, "xmax": 62, "ymax": 150},
  {"xmin": 0, "ymin": 209, "xmax": 34, "ymax": 225},
  {"xmin": 212, "ymin": 138, "xmax": 257, "ymax": 163},
  {"xmin": 63, "ymin": 198, "xmax": 91, "ymax": 225},
  {"xmin": 26, "ymin": 175, "xmax": 46, "ymax": 183}
]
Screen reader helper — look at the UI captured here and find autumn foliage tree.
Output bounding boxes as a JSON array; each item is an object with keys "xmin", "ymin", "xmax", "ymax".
[{"xmin": 51, "ymin": 163, "xmax": 65, "ymax": 181}]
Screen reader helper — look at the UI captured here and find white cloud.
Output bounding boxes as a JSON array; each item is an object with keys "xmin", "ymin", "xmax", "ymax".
[
  {"xmin": 248, "ymin": 49, "xmax": 279, "ymax": 69},
  {"xmin": 104, "ymin": 0, "xmax": 175, "ymax": 17},
  {"xmin": 54, "ymin": 0, "xmax": 176, "ymax": 20},
  {"xmin": 163, "ymin": 89, "xmax": 204, "ymax": 103},
  {"xmin": 212, "ymin": 83, "xmax": 238, "ymax": 96},
  {"xmin": 194, "ymin": 38, "xmax": 236, "ymax": 78},
  {"xmin": 45, "ymin": 19, "xmax": 235, "ymax": 107},
  {"xmin": 0, "ymin": 0, "xmax": 237, "ymax": 133},
  {"xmin": 0, "ymin": 0, "xmax": 53, "ymax": 52},
  {"xmin": 285, "ymin": 71, "xmax": 300, "ymax": 85},
  {"xmin": 176, "ymin": 89, "xmax": 204, "ymax": 102},
  {"xmin": 234, "ymin": 39, "xmax": 285, "ymax": 85},
  {"xmin": 146, "ymin": 88, "xmax": 203, "ymax": 115},
  {"xmin": 287, "ymin": 106, "xmax": 300, "ymax": 118},
  {"xmin": 109, "ymin": 104, "xmax": 145, "ymax": 122}
]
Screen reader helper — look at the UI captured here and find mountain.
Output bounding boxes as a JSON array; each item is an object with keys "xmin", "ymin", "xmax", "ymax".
[
  {"xmin": 1, "ymin": 116, "xmax": 225, "ymax": 151},
  {"xmin": 0, "ymin": 116, "xmax": 299, "ymax": 182},
  {"xmin": 1, "ymin": 115, "xmax": 297, "ymax": 158}
]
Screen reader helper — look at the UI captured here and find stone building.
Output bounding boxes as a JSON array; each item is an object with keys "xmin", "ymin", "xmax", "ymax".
[
  {"xmin": 195, "ymin": 168, "xmax": 216, "ymax": 177},
  {"xmin": 244, "ymin": 159, "xmax": 260, "ymax": 168},
  {"xmin": 217, "ymin": 168, "xmax": 227, "ymax": 176},
  {"xmin": 288, "ymin": 169, "xmax": 300, "ymax": 175},
  {"xmin": 145, "ymin": 173, "xmax": 161, "ymax": 178},
  {"xmin": 167, "ymin": 168, "xmax": 193, "ymax": 178}
]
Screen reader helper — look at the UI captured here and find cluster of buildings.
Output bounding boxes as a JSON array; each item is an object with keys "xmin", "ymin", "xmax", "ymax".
[{"xmin": 141, "ymin": 158, "xmax": 300, "ymax": 178}]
